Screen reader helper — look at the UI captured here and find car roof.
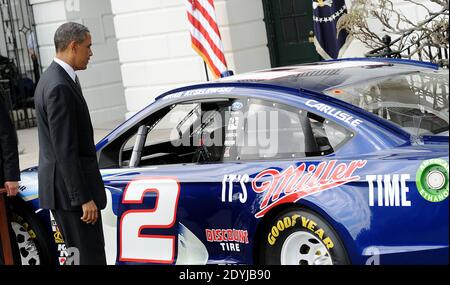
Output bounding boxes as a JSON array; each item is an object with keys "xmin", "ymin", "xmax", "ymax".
[
  {"xmin": 99, "ymin": 59, "xmax": 443, "ymax": 151},
  {"xmin": 214, "ymin": 58, "xmax": 440, "ymax": 93},
  {"xmin": 156, "ymin": 58, "xmax": 440, "ymax": 102}
]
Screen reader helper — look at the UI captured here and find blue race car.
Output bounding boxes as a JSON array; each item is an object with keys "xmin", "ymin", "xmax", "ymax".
[{"xmin": 11, "ymin": 58, "xmax": 449, "ymax": 265}]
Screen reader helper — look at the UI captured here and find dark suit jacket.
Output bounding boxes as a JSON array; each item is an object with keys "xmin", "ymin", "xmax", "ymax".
[
  {"xmin": 34, "ymin": 61, "xmax": 106, "ymax": 210},
  {"xmin": 0, "ymin": 99, "xmax": 20, "ymax": 186}
]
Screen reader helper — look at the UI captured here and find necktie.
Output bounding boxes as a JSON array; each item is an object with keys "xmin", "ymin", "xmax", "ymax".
[
  {"xmin": 74, "ymin": 75, "xmax": 87, "ymax": 104},
  {"xmin": 75, "ymin": 75, "xmax": 81, "ymax": 90}
]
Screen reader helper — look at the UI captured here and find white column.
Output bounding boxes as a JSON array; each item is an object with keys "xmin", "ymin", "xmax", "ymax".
[
  {"xmin": 111, "ymin": 0, "xmax": 270, "ymax": 117},
  {"xmin": 30, "ymin": 0, "xmax": 68, "ymax": 68},
  {"xmin": 65, "ymin": 0, "xmax": 126, "ymax": 126},
  {"xmin": 30, "ymin": 0, "xmax": 126, "ymax": 126},
  {"xmin": 217, "ymin": 0, "xmax": 270, "ymax": 74}
]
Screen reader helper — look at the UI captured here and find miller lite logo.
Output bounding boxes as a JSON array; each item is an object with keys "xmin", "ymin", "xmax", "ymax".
[{"xmin": 252, "ymin": 160, "xmax": 367, "ymax": 218}]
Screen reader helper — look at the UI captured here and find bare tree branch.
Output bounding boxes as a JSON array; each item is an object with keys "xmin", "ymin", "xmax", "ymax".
[{"xmin": 337, "ymin": 0, "xmax": 449, "ymax": 67}]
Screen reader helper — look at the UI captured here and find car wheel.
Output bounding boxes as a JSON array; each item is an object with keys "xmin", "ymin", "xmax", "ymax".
[
  {"xmin": 259, "ymin": 208, "xmax": 349, "ymax": 265},
  {"xmin": 2, "ymin": 199, "xmax": 55, "ymax": 265}
]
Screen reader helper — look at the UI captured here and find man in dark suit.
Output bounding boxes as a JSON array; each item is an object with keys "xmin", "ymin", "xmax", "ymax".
[
  {"xmin": 0, "ymin": 99, "xmax": 20, "ymax": 197},
  {"xmin": 34, "ymin": 22, "xmax": 107, "ymax": 265},
  {"xmin": 0, "ymin": 96, "xmax": 20, "ymax": 265}
]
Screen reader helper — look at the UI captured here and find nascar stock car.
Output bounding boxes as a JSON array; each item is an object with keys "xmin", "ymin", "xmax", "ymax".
[{"xmin": 6, "ymin": 58, "xmax": 449, "ymax": 265}]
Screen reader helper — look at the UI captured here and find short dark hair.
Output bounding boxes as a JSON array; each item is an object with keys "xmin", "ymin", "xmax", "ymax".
[{"xmin": 54, "ymin": 22, "xmax": 90, "ymax": 52}]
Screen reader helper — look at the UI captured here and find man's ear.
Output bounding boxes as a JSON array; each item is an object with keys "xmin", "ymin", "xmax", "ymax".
[{"xmin": 68, "ymin": 40, "xmax": 77, "ymax": 52}]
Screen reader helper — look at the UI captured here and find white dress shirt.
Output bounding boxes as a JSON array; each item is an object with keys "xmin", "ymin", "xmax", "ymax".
[{"xmin": 53, "ymin": 57, "xmax": 77, "ymax": 83}]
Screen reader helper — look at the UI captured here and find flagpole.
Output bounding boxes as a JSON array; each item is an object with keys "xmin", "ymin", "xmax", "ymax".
[{"xmin": 203, "ymin": 61, "xmax": 210, "ymax": 81}]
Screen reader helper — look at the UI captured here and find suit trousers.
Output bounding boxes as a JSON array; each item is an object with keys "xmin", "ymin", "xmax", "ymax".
[{"xmin": 51, "ymin": 209, "xmax": 107, "ymax": 265}]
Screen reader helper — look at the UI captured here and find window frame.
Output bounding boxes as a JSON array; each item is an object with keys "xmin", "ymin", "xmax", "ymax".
[
  {"xmin": 226, "ymin": 97, "xmax": 355, "ymax": 163},
  {"xmin": 114, "ymin": 97, "xmax": 241, "ymax": 168},
  {"xmin": 97, "ymin": 95, "xmax": 356, "ymax": 169}
]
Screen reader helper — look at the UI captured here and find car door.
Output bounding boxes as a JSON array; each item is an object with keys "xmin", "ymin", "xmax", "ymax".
[
  {"xmin": 100, "ymin": 94, "xmax": 356, "ymax": 265},
  {"xmin": 195, "ymin": 97, "xmax": 357, "ymax": 264},
  {"xmin": 100, "ymin": 97, "xmax": 251, "ymax": 264}
]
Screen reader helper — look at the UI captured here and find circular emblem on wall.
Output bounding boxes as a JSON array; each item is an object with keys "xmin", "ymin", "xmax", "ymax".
[{"xmin": 416, "ymin": 159, "xmax": 449, "ymax": 202}]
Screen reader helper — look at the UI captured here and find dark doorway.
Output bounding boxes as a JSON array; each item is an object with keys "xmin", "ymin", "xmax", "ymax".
[
  {"xmin": 0, "ymin": 0, "xmax": 40, "ymax": 130},
  {"xmin": 263, "ymin": 0, "xmax": 321, "ymax": 67}
]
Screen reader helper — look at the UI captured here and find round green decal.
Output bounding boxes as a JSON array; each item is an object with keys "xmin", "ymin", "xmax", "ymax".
[{"xmin": 416, "ymin": 159, "xmax": 449, "ymax": 202}]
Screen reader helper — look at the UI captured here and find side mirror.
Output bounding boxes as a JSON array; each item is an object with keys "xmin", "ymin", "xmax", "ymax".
[{"xmin": 129, "ymin": 125, "xmax": 150, "ymax": 167}]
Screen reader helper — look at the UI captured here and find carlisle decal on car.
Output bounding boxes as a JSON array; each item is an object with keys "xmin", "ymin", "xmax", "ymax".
[
  {"xmin": 13, "ymin": 58, "xmax": 449, "ymax": 265},
  {"xmin": 305, "ymin": 100, "xmax": 364, "ymax": 127}
]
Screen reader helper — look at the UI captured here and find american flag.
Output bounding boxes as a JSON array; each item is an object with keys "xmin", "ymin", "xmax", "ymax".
[{"xmin": 186, "ymin": 0, "xmax": 228, "ymax": 79}]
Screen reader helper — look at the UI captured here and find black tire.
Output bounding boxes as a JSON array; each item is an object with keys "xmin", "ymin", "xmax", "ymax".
[
  {"xmin": 1, "ymin": 198, "xmax": 55, "ymax": 265},
  {"xmin": 258, "ymin": 208, "xmax": 349, "ymax": 265}
]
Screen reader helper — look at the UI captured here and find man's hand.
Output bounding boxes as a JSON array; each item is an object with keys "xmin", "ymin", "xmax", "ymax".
[
  {"xmin": 81, "ymin": 200, "xmax": 99, "ymax": 225},
  {"xmin": 4, "ymin": 181, "xmax": 19, "ymax": 197}
]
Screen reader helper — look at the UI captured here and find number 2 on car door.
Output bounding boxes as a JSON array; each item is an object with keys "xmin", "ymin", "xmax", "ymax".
[{"xmin": 119, "ymin": 178, "xmax": 180, "ymax": 263}]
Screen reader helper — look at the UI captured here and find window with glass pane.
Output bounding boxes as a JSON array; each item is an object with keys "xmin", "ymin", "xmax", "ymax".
[
  {"xmin": 234, "ymin": 100, "xmax": 352, "ymax": 161},
  {"xmin": 324, "ymin": 70, "xmax": 449, "ymax": 136}
]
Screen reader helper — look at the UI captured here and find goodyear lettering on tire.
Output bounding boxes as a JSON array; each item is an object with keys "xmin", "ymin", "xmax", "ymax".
[{"xmin": 267, "ymin": 214, "xmax": 334, "ymax": 249}]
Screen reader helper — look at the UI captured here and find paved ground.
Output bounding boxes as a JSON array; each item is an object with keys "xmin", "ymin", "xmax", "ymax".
[{"xmin": 17, "ymin": 119, "xmax": 124, "ymax": 170}]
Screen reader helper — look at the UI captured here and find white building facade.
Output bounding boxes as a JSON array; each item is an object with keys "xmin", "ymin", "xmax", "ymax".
[
  {"xmin": 28, "ymin": 0, "xmax": 127, "ymax": 126},
  {"xmin": 0, "ymin": 0, "xmax": 439, "ymax": 125}
]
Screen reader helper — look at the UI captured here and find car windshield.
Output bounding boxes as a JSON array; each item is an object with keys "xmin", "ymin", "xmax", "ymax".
[
  {"xmin": 147, "ymin": 103, "xmax": 200, "ymax": 145},
  {"xmin": 324, "ymin": 70, "xmax": 449, "ymax": 136}
]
